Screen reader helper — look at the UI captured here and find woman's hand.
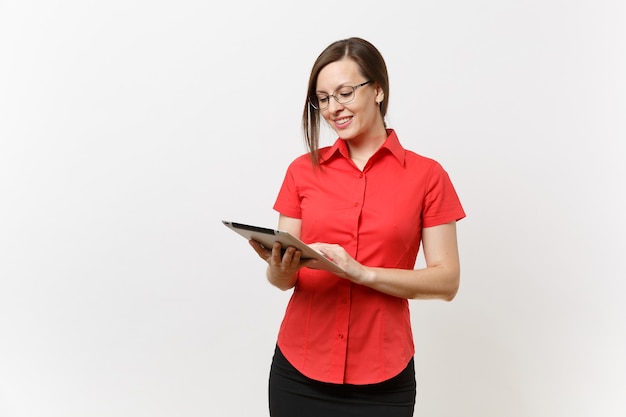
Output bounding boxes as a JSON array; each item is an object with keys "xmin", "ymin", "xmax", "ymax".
[
  {"xmin": 308, "ymin": 243, "xmax": 373, "ymax": 284},
  {"xmin": 249, "ymin": 240, "xmax": 314, "ymax": 290},
  {"xmin": 309, "ymin": 222, "xmax": 461, "ymax": 300}
]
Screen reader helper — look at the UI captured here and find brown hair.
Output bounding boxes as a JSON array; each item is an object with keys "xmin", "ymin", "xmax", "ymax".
[{"xmin": 302, "ymin": 37, "xmax": 389, "ymax": 166}]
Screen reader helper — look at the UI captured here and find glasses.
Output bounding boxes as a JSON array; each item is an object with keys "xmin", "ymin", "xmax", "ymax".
[{"xmin": 309, "ymin": 80, "xmax": 372, "ymax": 110}]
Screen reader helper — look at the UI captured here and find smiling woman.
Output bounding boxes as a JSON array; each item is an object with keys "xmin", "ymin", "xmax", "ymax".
[
  {"xmin": 2, "ymin": 2, "xmax": 624, "ymax": 417},
  {"xmin": 246, "ymin": 37, "xmax": 466, "ymax": 417}
]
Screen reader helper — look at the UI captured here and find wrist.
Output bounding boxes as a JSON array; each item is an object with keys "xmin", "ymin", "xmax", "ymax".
[
  {"xmin": 360, "ymin": 266, "xmax": 377, "ymax": 285},
  {"xmin": 267, "ymin": 267, "xmax": 298, "ymax": 290}
]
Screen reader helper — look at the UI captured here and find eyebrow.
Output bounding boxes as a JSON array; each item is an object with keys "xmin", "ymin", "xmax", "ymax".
[{"xmin": 315, "ymin": 82, "xmax": 355, "ymax": 94}]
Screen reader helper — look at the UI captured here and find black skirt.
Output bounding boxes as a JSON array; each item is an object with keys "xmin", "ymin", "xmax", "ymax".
[{"xmin": 268, "ymin": 345, "xmax": 416, "ymax": 417}]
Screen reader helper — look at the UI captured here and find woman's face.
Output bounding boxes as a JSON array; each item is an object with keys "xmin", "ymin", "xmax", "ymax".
[{"xmin": 315, "ymin": 58, "xmax": 385, "ymax": 142}]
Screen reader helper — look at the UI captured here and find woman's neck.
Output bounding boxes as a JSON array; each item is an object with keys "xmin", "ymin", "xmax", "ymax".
[{"xmin": 347, "ymin": 128, "xmax": 388, "ymax": 170}]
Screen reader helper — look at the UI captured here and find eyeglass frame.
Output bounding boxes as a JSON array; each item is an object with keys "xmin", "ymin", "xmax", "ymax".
[{"xmin": 309, "ymin": 80, "xmax": 373, "ymax": 110}]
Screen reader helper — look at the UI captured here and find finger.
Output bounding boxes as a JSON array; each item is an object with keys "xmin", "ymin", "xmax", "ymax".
[
  {"xmin": 288, "ymin": 248, "xmax": 303, "ymax": 266},
  {"xmin": 281, "ymin": 246, "xmax": 298, "ymax": 265},
  {"xmin": 302, "ymin": 258, "xmax": 318, "ymax": 269},
  {"xmin": 249, "ymin": 240, "xmax": 271, "ymax": 259},
  {"xmin": 269, "ymin": 242, "xmax": 286, "ymax": 265}
]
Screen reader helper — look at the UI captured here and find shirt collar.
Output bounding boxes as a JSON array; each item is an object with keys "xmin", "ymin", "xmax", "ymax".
[{"xmin": 319, "ymin": 129, "xmax": 406, "ymax": 166}]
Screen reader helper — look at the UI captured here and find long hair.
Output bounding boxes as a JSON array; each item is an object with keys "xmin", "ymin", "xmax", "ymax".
[{"xmin": 301, "ymin": 37, "xmax": 389, "ymax": 166}]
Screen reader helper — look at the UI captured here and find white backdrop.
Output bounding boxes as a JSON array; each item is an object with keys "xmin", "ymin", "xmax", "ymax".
[{"xmin": 1, "ymin": 1, "xmax": 624, "ymax": 416}]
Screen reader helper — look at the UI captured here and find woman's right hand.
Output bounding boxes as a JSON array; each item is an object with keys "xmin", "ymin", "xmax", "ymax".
[{"xmin": 249, "ymin": 240, "xmax": 312, "ymax": 290}]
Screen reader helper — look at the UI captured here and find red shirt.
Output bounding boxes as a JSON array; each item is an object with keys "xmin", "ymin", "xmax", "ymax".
[{"xmin": 273, "ymin": 129, "xmax": 466, "ymax": 384}]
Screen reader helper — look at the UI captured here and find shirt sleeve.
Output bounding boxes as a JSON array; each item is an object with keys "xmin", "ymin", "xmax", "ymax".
[
  {"xmin": 421, "ymin": 161, "xmax": 466, "ymax": 228},
  {"xmin": 273, "ymin": 160, "xmax": 303, "ymax": 219}
]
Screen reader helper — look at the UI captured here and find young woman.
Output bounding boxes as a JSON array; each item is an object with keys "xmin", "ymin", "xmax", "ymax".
[{"xmin": 250, "ymin": 37, "xmax": 466, "ymax": 417}]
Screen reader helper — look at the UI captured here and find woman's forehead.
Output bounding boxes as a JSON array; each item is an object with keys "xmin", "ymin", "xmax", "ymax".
[{"xmin": 316, "ymin": 59, "xmax": 361, "ymax": 91}]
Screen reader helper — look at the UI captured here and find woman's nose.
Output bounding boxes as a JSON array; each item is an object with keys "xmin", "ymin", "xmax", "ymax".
[{"xmin": 327, "ymin": 97, "xmax": 344, "ymax": 112}]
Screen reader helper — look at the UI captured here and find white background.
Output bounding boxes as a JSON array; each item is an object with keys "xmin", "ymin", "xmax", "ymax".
[{"xmin": 1, "ymin": 1, "xmax": 624, "ymax": 416}]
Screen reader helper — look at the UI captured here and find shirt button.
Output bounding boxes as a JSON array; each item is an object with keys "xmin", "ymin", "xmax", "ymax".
[
  {"xmin": 338, "ymin": 333, "xmax": 344, "ymax": 339},
  {"xmin": 353, "ymin": 202, "xmax": 358, "ymax": 207}
]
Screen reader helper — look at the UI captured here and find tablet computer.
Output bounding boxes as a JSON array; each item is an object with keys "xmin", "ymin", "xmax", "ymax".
[{"xmin": 222, "ymin": 220, "xmax": 344, "ymax": 274}]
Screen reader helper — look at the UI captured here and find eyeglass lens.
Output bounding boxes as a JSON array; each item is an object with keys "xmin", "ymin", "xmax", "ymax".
[{"xmin": 311, "ymin": 86, "xmax": 356, "ymax": 110}]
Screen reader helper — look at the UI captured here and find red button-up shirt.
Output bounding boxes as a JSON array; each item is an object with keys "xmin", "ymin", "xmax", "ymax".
[{"xmin": 273, "ymin": 129, "xmax": 465, "ymax": 384}]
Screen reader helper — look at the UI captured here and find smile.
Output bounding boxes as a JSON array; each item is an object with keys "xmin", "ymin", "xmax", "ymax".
[{"xmin": 335, "ymin": 116, "xmax": 352, "ymax": 126}]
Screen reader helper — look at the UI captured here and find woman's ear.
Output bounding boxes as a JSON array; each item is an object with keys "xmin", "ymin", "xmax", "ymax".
[{"xmin": 375, "ymin": 86, "xmax": 384, "ymax": 103}]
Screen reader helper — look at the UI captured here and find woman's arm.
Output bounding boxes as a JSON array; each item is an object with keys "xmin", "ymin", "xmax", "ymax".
[
  {"xmin": 248, "ymin": 215, "xmax": 311, "ymax": 291},
  {"xmin": 311, "ymin": 221, "xmax": 461, "ymax": 300}
]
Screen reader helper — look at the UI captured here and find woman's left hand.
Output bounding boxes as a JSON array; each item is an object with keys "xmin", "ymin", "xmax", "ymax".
[
  {"xmin": 308, "ymin": 243, "xmax": 373, "ymax": 284},
  {"xmin": 306, "ymin": 222, "xmax": 460, "ymax": 300}
]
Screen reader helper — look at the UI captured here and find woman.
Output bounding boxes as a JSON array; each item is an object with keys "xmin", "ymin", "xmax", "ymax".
[{"xmin": 250, "ymin": 37, "xmax": 466, "ymax": 417}]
